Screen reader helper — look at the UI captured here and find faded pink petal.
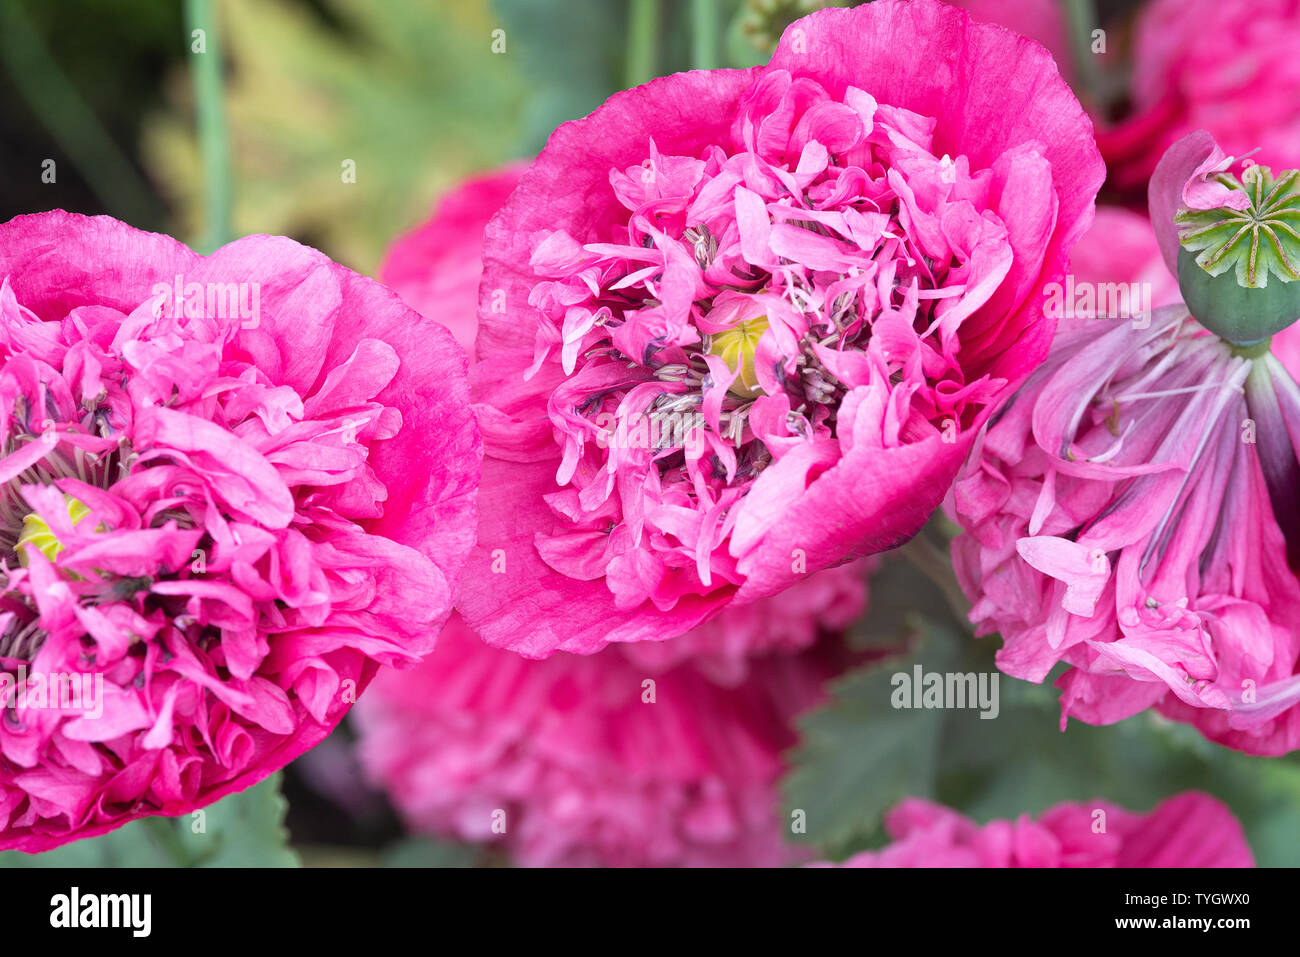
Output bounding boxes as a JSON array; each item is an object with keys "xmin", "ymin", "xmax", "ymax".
[
  {"xmin": 1149, "ymin": 130, "xmax": 1250, "ymax": 275},
  {"xmin": 1016, "ymin": 537, "xmax": 1109, "ymax": 617},
  {"xmin": 951, "ymin": 298, "xmax": 1300, "ymax": 753}
]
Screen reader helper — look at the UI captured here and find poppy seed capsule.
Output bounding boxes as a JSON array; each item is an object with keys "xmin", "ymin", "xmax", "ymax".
[{"xmin": 1176, "ymin": 164, "xmax": 1300, "ymax": 345}]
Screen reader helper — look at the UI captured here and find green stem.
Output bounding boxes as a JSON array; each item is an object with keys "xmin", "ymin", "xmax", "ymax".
[
  {"xmin": 690, "ymin": 0, "xmax": 720, "ymax": 71},
  {"xmin": 1062, "ymin": 0, "xmax": 1104, "ymax": 111},
  {"xmin": 898, "ymin": 532, "xmax": 971, "ymax": 631},
  {"xmin": 1231, "ymin": 337, "xmax": 1273, "ymax": 359},
  {"xmin": 0, "ymin": 3, "xmax": 163, "ymax": 226},
  {"xmin": 625, "ymin": 0, "xmax": 661, "ymax": 88},
  {"xmin": 185, "ymin": 0, "xmax": 233, "ymax": 253}
]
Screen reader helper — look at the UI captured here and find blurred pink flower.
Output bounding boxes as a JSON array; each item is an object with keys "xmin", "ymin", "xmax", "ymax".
[
  {"xmin": 458, "ymin": 0, "xmax": 1103, "ymax": 658},
  {"xmin": 356, "ymin": 612, "xmax": 847, "ymax": 867},
  {"xmin": 1068, "ymin": 207, "xmax": 1181, "ymax": 313},
  {"xmin": 0, "ymin": 212, "xmax": 480, "ymax": 851},
  {"xmin": 950, "ymin": 134, "xmax": 1300, "ymax": 753},
  {"xmin": 817, "ymin": 792, "xmax": 1253, "ymax": 867},
  {"xmin": 1100, "ymin": 0, "xmax": 1300, "ymax": 188},
  {"xmin": 379, "ymin": 164, "xmax": 527, "ymax": 357},
  {"xmin": 619, "ymin": 557, "xmax": 869, "ymax": 685}
]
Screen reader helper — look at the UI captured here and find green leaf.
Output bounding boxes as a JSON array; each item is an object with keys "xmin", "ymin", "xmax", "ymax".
[
  {"xmin": 783, "ymin": 632, "xmax": 957, "ymax": 857},
  {"xmin": 848, "ymin": 547, "xmax": 960, "ymax": 651},
  {"xmin": 930, "ymin": 663, "xmax": 1300, "ymax": 868},
  {"xmin": 0, "ymin": 774, "xmax": 299, "ymax": 868},
  {"xmin": 934, "ymin": 676, "xmax": 1200, "ymax": 818}
]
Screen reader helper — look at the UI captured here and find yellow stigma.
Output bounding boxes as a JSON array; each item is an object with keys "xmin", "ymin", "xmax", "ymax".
[
  {"xmin": 706, "ymin": 316, "xmax": 769, "ymax": 398},
  {"xmin": 16, "ymin": 496, "xmax": 92, "ymax": 564}
]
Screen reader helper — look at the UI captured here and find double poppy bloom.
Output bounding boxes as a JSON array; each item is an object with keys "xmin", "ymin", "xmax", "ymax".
[
  {"xmin": 0, "ymin": 213, "xmax": 480, "ymax": 850},
  {"xmin": 458, "ymin": 0, "xmax": 1104, "ymax": 657}
]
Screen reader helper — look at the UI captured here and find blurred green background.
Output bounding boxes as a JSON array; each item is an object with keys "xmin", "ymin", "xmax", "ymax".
[{"xmin": 0, "ymin": 0, "xmax": 813, "ymax": 274}]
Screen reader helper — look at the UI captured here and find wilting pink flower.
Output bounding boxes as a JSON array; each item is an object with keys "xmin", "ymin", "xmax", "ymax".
[
  {"xmin": 0, "ymin": 212, "xmax": 480, "ymax": 851},
  {"xmin": 379, "ymin": 165, "xmax": 873, "ymax": 682},
  {"xmin": 816, "ymin": 792, "xmax": 1253, "ymax": 867},
  {"xmin": 951, "ymin": 133, "xmax": 1300, "ymax": 754},
  {"xmin": 459, "ymin": 0, "xmax": 1104, "ymax": 657},
  {"xmin": 356, "ymin": 612, "xmax": 846, "ymax": 867},
  {"xmin": 379, "ymin": 165, "xmax": 527, "ymax": 356},
  {"xmin": 1099, "ymin": 0, "xmax": 1300, "ymax": 189}
]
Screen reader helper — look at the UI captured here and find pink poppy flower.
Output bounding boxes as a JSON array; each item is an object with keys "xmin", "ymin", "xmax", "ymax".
[
  {"xmin": 0, "ymin": 211, "xmax": 480, "ymax": 851},
  {"xmin": 816, "ymin": 792, "xmax": 1253, "ymax": 867},
  {"xmin": 1100, "ymin": 0, "xmax": 1300, "ymax": 190},
  {"xmin": 458, "ymin": 0, "xmax": 1104, "ymax": 657},
  {"xmin": 355, "ymin": 612, "xmax": 846, "ymax": 868},
  {"xmin": 379, "ymin": 164, "xmax": 873, "ymax": 681},
  {"xmin": 363, "ymin": 168, "xmax": 872, "ymax": 873},
  {"xmin": 951, "ymin": 133, "xmax": 1300, "ymax": 753}
]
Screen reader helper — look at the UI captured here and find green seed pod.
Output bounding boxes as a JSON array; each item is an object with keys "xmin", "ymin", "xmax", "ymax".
[{"xmin": 1175, "ymin": 164, "xmax": 1300, "ymax": 345}]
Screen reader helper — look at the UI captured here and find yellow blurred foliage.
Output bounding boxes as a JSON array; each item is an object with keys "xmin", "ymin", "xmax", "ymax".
[{"xmin": 145, "ymin": 0, "xmax": 525, "ymax": 273}]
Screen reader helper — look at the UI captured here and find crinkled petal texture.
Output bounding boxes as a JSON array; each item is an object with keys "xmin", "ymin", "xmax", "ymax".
[
  {"xmin": 460, "ymin": 0, "xmax": 1103, "ymax": 657},
  {"xmin": 819, "ymin": 792, "xmax": 1253, "ymax": 867},
  {"xmin": 379, "ymin": 165, "xmax": 527, "ymax": 357},
  {"xmin": 943, "ymin": 0, "xmax": 1073, "ymax": 83},
  {"xmin": 376, "ymin": 163, "xmax": 874, "ymax": 682},
  {"xmin": 356, "ymin": 612, "xmax": 845, "ymax": 867},
  {"xmin": 0, "ymin": 212, "xmax": 480, "ymax": 851},
  {"xmin": 1098, "ymin": 0, "xmax": 1300, "ymax": 190}
]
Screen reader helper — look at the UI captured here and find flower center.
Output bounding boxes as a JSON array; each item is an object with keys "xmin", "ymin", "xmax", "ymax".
[
  {"xmin": 15, "ymin": 495, "xmax": 92, "ymax": 564},
  {"xmin": 1178, "ymin": 165, "xmax": 1300, "ymax": 286},
  {"xmin": 706, "ymin": 316, "xmax": 769, "ymax": 398}
]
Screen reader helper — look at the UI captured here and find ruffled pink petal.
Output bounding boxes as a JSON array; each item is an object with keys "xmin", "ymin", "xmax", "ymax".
[{"xmin": 0, "ymin": 212, "xmax": 480, "ymax": 851}]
